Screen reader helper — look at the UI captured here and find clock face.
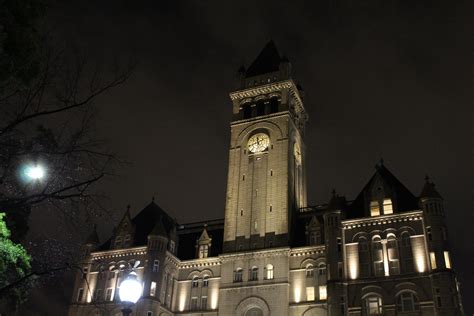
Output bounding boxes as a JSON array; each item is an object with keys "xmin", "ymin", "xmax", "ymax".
[
  {"xmin": 294, "ymin": 142, "xmax": 302, "ymax": 165},
  {"xmin": 248, "ymin": 133, "xmax": 270, "ymax": 153}
]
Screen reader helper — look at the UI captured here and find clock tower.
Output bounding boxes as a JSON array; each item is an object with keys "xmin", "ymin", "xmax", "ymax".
[{"xmin": 223, "ymin": 41, "xmax": 308, "ymax": 252}]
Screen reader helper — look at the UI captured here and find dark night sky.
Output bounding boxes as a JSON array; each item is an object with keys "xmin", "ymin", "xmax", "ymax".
[{"xmin": 25, "ymin": 0, "xmax": 473, "ymax": 314}]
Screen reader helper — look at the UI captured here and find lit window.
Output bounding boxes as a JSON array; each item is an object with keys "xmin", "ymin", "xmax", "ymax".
[
  {"xmin": 365, "ymin": 296, "xmax": 383, "ymax": 315},
  {"xmin": 199, "ymin": 244, "xmax": 209, "ymax": 259},
  {"xmin": 201, "ymin": 296, "xmax": 208, "ymax": 310},
  {"xmin": 192, "ymin": 276, "xmax": 199, "ymax": 288},
  {"xmin": 396, "ymin": 292, "xmax": 419, "ymax": 312},
  {"xmin": 306, "ymin": 264, "xmax": 314, "ymax": 278},
  {"xmin": 77, "ymin": 288, "xmax": 84, "ymax": 302},
  {"xmin": 319, "ymin": 285, "xmax": 327, "ymax": 300},
  {"xmin": 370, "ymin": 201, "xmax": 380, "ymax": 216},
  {"xmin": 153, "ymin": 259, "xmax": 160, "ymax": 272},
  {"xmin": 191, "ymin": 297, "xmax": 198, "ymax": 310},
  {"xmin": 306, "ymin": 286, "xmax": 315, "ymax": 301},
  {"xmin": 150, "ymin": 281, "xmax": 157, "ymax": 296},
  {"xmin": 249, "ymin": 266, "xmax": 258, "ymax": 281},
  {"xmin": 372, "ymin": 237, "xmax": 384, "ymax": 277},
  {"xmin": 203, "ymin": 275, "xmax": 209, "ymax": 287},
  {"xmin": 383, "ymin": 198, "xmax": 393, "ymax": 214},
  {"xmin": 430, "ymin": 252, "xmax": 437, "ymax": 270},
  {"xmin": 387, "ymin": 235, "xmax": 400, "ymax": 275},
  {"xmin": 266, "ymin": 264, "xmax": 274, "ymax": 280},
  {"xmin": 444, "ymin": 251, "xmax": 452, "ymax": 269},
  {"xmin": 234, "ymin": 268, "xmax": 243, "ymax": 282}
]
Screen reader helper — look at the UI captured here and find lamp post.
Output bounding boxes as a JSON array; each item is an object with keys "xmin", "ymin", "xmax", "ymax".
[
  {"xmin": 23, "ymin": 164, "xmax": 45, "ymax": 180},
  {"xmin": 119, "ymin": 271, "xmax": 143, "ymax": 316}
]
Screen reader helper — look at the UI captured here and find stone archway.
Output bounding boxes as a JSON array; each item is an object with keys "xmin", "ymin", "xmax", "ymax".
[
  {"xmin": 235, "ymin": 296, "xmax": 271, "ymax": 316},
  {"xmin": 303, "ymin": 306, "xmax": 327, "ymax": 316}
]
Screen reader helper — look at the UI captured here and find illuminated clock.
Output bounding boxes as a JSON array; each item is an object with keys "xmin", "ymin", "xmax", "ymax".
[
  {"xmin": 294, "ymin": 142, "xmax": 302, "ymax": 165},
  {"xmin": 248, "ymin": 133, "xmax": 270, "ymax": 153}
]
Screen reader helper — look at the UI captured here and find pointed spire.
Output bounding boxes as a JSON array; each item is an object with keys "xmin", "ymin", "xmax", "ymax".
[
  {"xmin": 420, "ymin": 175, "xmax": 442, "ymax": 199},
  {"xmin": 198, "ymin": 226, "xmax": 211, "ymax": 242},
  {"xmin": 150, "ymin": 216, "xmax": 168, "ymax": 237},
  {"xmin": 327, "ymin": 189, "xmax": 346, "ymax": 211},
  {"xmin": 245, "ymin": 40, "xmax": 284, "ymax": 78},
  {"xmin": 84, "ymin": 224, "xmax": 99, "ymax": 245}
]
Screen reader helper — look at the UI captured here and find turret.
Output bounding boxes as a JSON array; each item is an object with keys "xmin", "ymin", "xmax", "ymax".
[
  {"xmin": 196, "ymin": 225, "xmax": 212, "ymax": 259},
  {"xmin": 145, "ymin": 216, "xmax": 169, "ymax": 300},
  {"xmin": 112, "ymin": 205, "xmax": 134, "ymax": 249},
  {"xmin": 81, "ymin": 224, "xmax": 99, "ymax": 258},
  {"xmin": 323, "ymin": 190, "xmax": 347, "ymax": 316}
]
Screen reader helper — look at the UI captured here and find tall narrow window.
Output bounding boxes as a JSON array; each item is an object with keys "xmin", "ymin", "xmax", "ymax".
[
  {"xmin": 319, "ymin": 285, "xmax": 327, "ymax": 300},
  {"xmin": 387, "ymin": 235, "xmax": 400, "ymax": 275},
  {"xmin": 153, "ymin": 259, "xmax": 159, "ymax": 272},
  {"xmin": 123, "ymin": 234, "xmax": 131, "ymax": 246},
  {"xmin": 77, "ymin": 288, "xmax": 84, "ymax": 302},
  {"xmin": 203, "ymin": 275, "xmax": 209, "ymax": 287},
  {"xmin": 383, "ymin": 198, "xmax": 393, "ymax": 214},
  {"xmin": 427, "ymin": 227, "xmax": 432, "ymax": 241},
  {"xmin": 444, "ymin": 251, "xmax": 452, "ymax": 269},
  {"xmin": 199, "ymin": 244, "xmax": 209, "ymax": 259},
  {"xmin": 249, "ymin": 266, "xmax": 258, "ymax": 281},
  {"xmin": 306, "ymin": 264, "xmax": 314, "ymax": 278},
  {"xmin": 400, "ymin": 232, "xmax": 414, "ymax": 273},
  {"xmin": 191, "ymin": 297, "xmax": 198, "ymax": 310},
  {"xmin": 150, "ymin": 281, "xmax": 157, "ymax": 296},
  {"xmin": 105, "ymin": 288, "xmax": 113, "ymax": 301},
  {"xmin": 396, "ymin": 292, "xmax": 419, "ymax": 312},
  {"xmin": 266, "ymin": 264, "xmax": 274, "ymax": 280},
  {"xmin": 337, "ymin": 237, "xmax": 342, "ymax": 252},
  {"xmin": 359, "ymin": 237, "xmax": 370, "ymax": 277},
  {"xmin": 306, "ymin": 286, "xmax": 315, "ymax": 301},
  {"xmin": 114, "ymin": 236, "xmax": 122, "ymax": 248},
  {"xmin": 430, "ymin": 252, "xmax": 437, "ymax": 270},
  {"xmin": 318, "ymin": 263, "xmax": 326, "ymax": 276},
  {"xmin": 234, "ymin": 268, "xmax": 243, "ymax": 282},
  {"xmin": 170, "ymin": 240, "xmax": 175, "ymax": 253},
  {"xmin": 370, "ymin": 201, "xmax": 380, "ymax": 216},
  {"xmin": 372, "ymin": 236, "xmax": 384, "ymax": 276},
  {"xmin": 192, "ymin": 276, "xmax": 199, "ymax": 288},
  {"xmin": 201, "ymin": 296, "xmax": 208, "ymax": 310}
]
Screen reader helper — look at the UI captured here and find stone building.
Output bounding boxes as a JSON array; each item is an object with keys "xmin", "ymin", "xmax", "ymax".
[{"xmin": 68, "ymin": 41, "xmax": 464, "ymax": 316}]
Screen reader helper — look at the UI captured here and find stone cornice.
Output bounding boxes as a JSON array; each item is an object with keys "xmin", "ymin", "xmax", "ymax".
[
  {"xmin": 220, "ymin": 247, "xmax": 290, "ymax": 262},
  {"xmin": 289, "ymin": 246, "xmax": 325, "ymax": 257},
  {"xmin": 342, "ymin": 211, "xmax": 424, "ymax": 230},
  {"xmin": 90, "ymin": 246, "xmax": 148, "ymax": 260},
  {"xmin": 179, "ymin": 257, "xmax": 221, "ymax": 269}
]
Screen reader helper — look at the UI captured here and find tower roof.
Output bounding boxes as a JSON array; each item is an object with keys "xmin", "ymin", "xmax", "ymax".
[
  {"xmin": 327, "ymin": 190, "xmax": 347, "ymax": 211},
  {"xmin": 245, "ymin": 40, "xmax": 284, "ymax": 78},
  {"xmin": 149, "ymin": 216, "xmax": 168, "ymax": 237},
  {"xmin": 420, "ymin": 176, "xmax": 442, "ymax": 199},
  {"xmin": 347, "ymin": 162, "xmax": 419, "ymax": 218}
]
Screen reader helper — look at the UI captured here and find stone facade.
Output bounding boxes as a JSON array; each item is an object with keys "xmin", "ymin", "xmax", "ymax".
[{"xmin": 68, "ymin": 41, "xmax": 464, "ymax": 316}]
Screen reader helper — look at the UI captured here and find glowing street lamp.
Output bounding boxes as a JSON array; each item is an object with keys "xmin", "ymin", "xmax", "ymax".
[
  {"xmin": 119, "ymin": 271, "xmax": 142, "ymax": 316},
  {"xmin": 24, "ymin": 164, "xmax": 45, "ymax": 180}
]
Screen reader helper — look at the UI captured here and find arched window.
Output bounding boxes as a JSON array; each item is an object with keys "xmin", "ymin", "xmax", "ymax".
[
  {"xmin": 358, "ymin": 237, "xmax": 370, "ymax": 277},
  {"xmin": 266, "ymin": 264, "xmax": 274, "ymax": 280},
  {"xmin": 306, "ymin": 264, "xmax": 314, "ymax": 278},
  {"xmin": 203, "ymin": 275, "xmax": 209, "ymax": 287},
  {"xmin": 400, "ymin": 232, "xmax": 414, "ymax": 273},
  {"xmin": 372, "ymin": 236, "xmax": 384, "ymax": 276},
  {"xmin": 191, "ymin": 276, "xmax": 199, "ymax": 288},
  {"xmin": 318, "ymin": 263, "xmax": 327, "ymax": 276},
  {"xmin": 245, "ymin": 307, "xmax": 263, "ymax": 316},
  {"xmin": 234, "ymin": 268, "xmax": 243, "ymax": 282},
  {"xmin": 364, "ymin": 295, "xmax": 383, "ymax": 315},
  {"xmin": 249, "ymin": 266, "xmax": 258, "ymax": 281},
  {"xmin": 123, "ymin": 234, "xmax": 131, "ymax": 246},
  {"xmin": 387, "ymin": 235, "xmax": 400, "ymax": 275},
  {"xmin": 396, "ymin": 291, "xmax": 419, "ymax": 312},
  {"xmin": 199, "ymin": 244, "xmax": 209, "ymax": 259}
]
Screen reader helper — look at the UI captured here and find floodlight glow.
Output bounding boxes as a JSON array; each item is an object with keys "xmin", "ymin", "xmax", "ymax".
[
  {"xmin": 119, "ymin": 272, "xmax": 142, "ymax": 304},
  {"xmin": 24, "ymin": 165, "xmax": 45, "ymax": 180}
]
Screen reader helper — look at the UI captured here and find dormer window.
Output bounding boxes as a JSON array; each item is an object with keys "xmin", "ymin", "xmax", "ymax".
[
  {"xmin": 383, "ymin": 198, "xmax": 393, "ymax": 214},
  {"xmin": 370, "ymin": 201, "xmax": 380, "ymax": 217},
  {"xmin": 123, "ymin": 234, "xmax": 131, "ymax": 247},
  {"xmin": 114, "ymin": 236, "xmax": 122, "ymax": 248},
  {"xmin": 199, "ymin": 244, "xmax": 209, "ymax": 259}
]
